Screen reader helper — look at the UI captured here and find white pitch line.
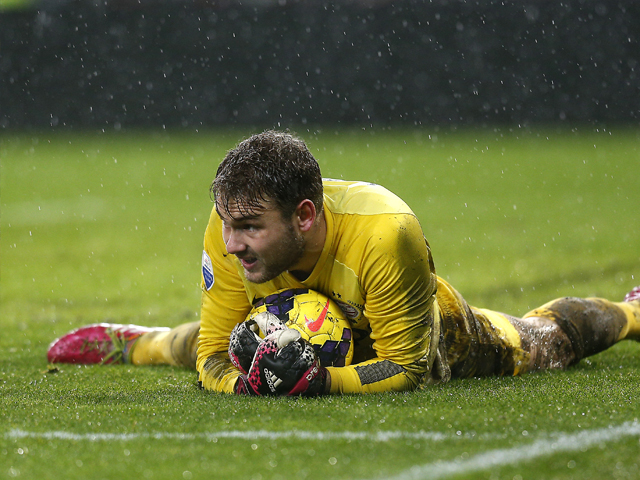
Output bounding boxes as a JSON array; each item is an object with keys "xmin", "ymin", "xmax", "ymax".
[
  {"xmin": 376, "ymin": 421, "xmax": 640, "ymax": 480},
  {"xmin": 8, "ymin": 422, "xmax": 639, "ymax": 479},
  {"xmin": 4, "ymin": 429, "xmax": 488, "ymax": 443}
]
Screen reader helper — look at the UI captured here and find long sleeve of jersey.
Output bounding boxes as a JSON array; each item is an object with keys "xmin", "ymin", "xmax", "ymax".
[
  {"xmin": 321, "ymin": 207, "xmax": 439, "ymax": 394},
  {"xmin": 196, "ymin": 208, "xmax": 251, "ymax": 393}
]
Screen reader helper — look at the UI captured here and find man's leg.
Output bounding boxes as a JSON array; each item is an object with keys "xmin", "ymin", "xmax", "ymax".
[
  {"xmin": 48, "ymin": 321, "xmax": 200, "ymax": 369},
  {"xmin": 129, "ymin": 321, "xmax": 199, "ymax": 369},
  {"xmin": 437, "ymin": 278, "xmax": 640, "ymax": 377},
  {"xmin": 519, "ymin": 289, "xmax": 640, "ymax": 368},
  {"xmin": 436, "ymin": 278, "xmax": 533, "ymax": 378}
]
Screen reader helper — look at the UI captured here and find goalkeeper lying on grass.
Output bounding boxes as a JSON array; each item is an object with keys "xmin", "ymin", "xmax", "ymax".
[{"xmin": 48, "ymin": 130, "xmax": 640, "ymax": 396}]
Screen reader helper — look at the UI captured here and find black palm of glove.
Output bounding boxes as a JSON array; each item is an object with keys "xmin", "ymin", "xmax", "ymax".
[
  {"xmin": 229, "ymin": 311, "xmax": 287, "ymax": 374},
  {"xmin": 235, "ymin": 329, "xmax": 327, "ymax": 397},
  {"xmin": 228, "ymin": 319, "xmax": 262, "ymax": 374}
]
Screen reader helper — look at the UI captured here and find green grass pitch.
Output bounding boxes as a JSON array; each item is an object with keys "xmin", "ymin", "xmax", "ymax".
[{"xmin": 1, "ymin": 126, "xmax": 639, "ymax": 480}]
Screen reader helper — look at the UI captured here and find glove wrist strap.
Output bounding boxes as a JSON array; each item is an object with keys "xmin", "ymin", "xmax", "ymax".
[
  {"xmin": 235, "ymin": 375, "xmax": 260, "ymax": 396},
  {"xmin": 288, "ymin": 360, "xmax": 326, "ymax": 397}
]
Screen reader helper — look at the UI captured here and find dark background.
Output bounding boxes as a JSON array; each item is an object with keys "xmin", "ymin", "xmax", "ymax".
[{"xmin": 2, "ymin": 0, "xmax": 639, "ymax": 129}]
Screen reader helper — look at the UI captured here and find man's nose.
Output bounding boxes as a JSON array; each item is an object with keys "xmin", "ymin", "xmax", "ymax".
[{"xmin": 224, "ymin": 229, "xmax": 245, "ymax": 255}]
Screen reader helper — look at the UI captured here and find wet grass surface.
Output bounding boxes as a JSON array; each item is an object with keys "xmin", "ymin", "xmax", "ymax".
[{"xmin": 1, "ymin": 125, "xmax": 639, "ymax": 479}]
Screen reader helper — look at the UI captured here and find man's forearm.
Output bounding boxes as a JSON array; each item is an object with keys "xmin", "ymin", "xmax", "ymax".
[
  {"xmin": 197, "ymin": 352, "xmax": 242, "ymax": 393},
  {"xmin": 326, "ymin": 359, "xmax": 418, "ymax": 394}
]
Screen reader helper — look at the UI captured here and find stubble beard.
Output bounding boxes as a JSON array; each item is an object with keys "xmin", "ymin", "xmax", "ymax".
[{"xmin": 247, "ymin": 225, "xmax": 306, "ymax": 284}]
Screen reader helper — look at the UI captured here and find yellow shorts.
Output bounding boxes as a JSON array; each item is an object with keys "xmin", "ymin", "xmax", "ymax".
[{"xmin": 436, "ymin": 277, "xmax": 530, "ymax": 378}]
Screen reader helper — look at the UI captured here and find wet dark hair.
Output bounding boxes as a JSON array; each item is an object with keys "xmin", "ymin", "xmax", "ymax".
[{"xmin": 211, "ymin": 130, "xmax": 324, "ymax": 219}]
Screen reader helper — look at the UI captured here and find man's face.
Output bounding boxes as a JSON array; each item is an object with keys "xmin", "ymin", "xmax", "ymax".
[{"xmin": 216, "ymin": 199, "xmax": 306, "ymax": 284}]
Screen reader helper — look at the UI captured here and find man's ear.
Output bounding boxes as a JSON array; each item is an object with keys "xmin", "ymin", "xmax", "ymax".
[{"xmin": 294, "ymin": 199, "xmax": 317, "ymax": 232}]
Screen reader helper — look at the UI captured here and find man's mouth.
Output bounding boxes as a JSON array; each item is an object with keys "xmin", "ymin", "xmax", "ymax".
[{"xmin": 240, "ymin": 257, "xmax": 258, "ymax": 270}]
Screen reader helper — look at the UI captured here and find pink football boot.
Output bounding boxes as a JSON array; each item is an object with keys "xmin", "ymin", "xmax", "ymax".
[
  {"xmin": 624, "ymin": 286, "xmax": 640, "ymax": 303},
  {"xmin": 47, "ymin": 323, "xmax": 168, "ymax": 364}
]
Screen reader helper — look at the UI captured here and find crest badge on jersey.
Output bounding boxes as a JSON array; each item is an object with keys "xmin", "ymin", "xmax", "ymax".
[
  {"xmin": 202, "ymin": 250, "xmax": 214, "ymax": 290},
  {"xmin": 333, "ymin": 298, "xmax": 361, "ymax": 321}
]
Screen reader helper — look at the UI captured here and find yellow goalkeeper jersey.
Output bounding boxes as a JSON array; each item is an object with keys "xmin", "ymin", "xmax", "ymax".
[{"xmin": 197, "ymin": 179, "xmax": 448, "ymax": 394}]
